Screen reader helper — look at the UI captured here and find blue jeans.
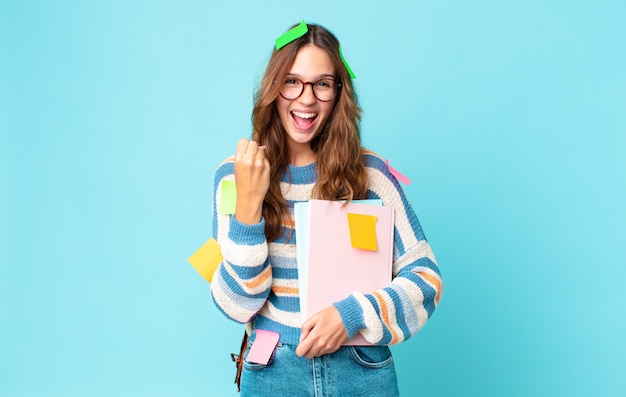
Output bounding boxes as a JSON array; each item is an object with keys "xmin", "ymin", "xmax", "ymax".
[{"xmin": 241, "ymin": 330, "xmax": 399, "ymax": 397}]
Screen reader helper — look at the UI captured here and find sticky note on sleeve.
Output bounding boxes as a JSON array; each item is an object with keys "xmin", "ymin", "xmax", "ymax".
[
  {"xmin": 347, "ymin": 213, "xmax": 378, "ymax": 251},
  {"xmin": 385, "ymin": 160, "xmax": 412, "ymax": 185},
  {"xmin": 219, "ymin": 180, "xmax": 237, "ymax": 215},
  {"xmin": 188, "ymin": 237, "xmax": 223, "ymax": 283}
]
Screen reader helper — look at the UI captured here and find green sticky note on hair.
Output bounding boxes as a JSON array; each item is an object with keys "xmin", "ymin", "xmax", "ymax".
[
  {"xmin": 339, "ymin": 46, "xmax": 356, "ymax": 79},
  {"xmin": 219, "ymin": 180, "xmax": 237, "ymax": 215},
  {"xmin": 275, "ymin": 20, "xmax": 308, "ymax": 50}
]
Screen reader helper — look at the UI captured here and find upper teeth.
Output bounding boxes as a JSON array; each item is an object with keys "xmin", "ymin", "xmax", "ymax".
[{"xmin": 293, "ymin": 111, "xmax": 317, "ymax": 119}]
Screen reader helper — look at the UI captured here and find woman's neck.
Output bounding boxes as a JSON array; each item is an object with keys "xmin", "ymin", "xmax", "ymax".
[{"xmin": 289, "ymin": 144, "xmax": 316, "ymax": 166}]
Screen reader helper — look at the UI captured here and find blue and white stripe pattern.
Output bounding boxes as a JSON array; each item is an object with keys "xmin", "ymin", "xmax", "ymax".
[{"xmin": 210, "ymin": 151, "xmax": 442, "ymax": 345}]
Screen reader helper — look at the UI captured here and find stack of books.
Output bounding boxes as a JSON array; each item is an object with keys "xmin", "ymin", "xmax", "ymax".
[{"xmin": 294, "ymin": 199, "xmax": 394, "ymax": 345}]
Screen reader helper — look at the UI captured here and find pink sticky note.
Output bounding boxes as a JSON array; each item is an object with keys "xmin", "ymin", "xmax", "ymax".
[
  {"xmin": 246, "ymin": 330, "xmax": 280, "ymax": 365},
  {"xmin": 385, "ymin": 160, "xmax": 412, "ymax": 185}
]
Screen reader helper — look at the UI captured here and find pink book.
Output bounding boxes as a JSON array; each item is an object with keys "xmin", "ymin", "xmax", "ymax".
[{"xmin": 295, "ymin": 199, "xmax": 394, "ymax": 345}]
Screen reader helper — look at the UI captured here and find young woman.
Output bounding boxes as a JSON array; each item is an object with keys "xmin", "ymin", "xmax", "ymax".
[{"xmin": 211, "ymin": 22, "xmax": 442, "ymax": 396}]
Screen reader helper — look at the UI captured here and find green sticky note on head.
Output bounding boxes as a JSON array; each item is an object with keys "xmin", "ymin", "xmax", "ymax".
[
  {"xmin": 347, "ymin": 213, "xmax": 378, "ymax": 251},
  {"xmin": 275, "ymin": 20, "xmax": 308, "ymax": 50},
  {"xmin": 219, "ymin": 180, "xmax": 237, "ymax": 215}
]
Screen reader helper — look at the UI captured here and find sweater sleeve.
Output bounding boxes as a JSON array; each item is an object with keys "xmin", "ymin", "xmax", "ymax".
[
  {"xmin": 333, "ymin": 155, "xmax": 443, "ymax": 344},
  {"xmin": 209, "ymin": 159, "xmax": 272, "ymax": 324}
]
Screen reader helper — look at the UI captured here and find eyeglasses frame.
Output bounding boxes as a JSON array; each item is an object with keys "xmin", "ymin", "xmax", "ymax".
[{"xmin": 278, "ymin": 76, "xmax": 342, "ymax": 102}]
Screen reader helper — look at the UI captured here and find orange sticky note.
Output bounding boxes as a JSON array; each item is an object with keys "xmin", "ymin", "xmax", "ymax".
[
  {"xmin": 219, "ymin": 180, "xmax": 237, "ymax": 215},
  {"xmin": 188, "ymin": 238, "xmax": 223, "ymax": 282},
  {"xmin": 347, "ymin": 213, "xmax": 378, "ymax": 251}
]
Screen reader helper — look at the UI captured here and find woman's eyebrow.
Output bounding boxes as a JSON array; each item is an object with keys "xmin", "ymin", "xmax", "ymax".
[{"xmin": 286, "ymin": 72, "xmax": 336, "ymax": 79}]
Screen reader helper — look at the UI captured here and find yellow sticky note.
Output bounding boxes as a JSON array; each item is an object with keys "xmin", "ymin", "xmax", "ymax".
[
  {"xmin": 188, "ymin": 238, "xmax": 223, "ymax": 282},
  {"xmin": 347, "ymin": 213, "xmax": 378, "ymax": 251},
  {"xmin": 219, "ymin": 180, "xmax": 237, "ymax": 215}
]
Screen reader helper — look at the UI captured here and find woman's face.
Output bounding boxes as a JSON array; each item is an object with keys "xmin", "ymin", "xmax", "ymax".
[{"xmin": 276, "ymin": 45, "xmax": 336, "ymax": 155}]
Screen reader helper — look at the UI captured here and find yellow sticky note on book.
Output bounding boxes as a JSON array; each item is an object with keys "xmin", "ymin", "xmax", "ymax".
[
  {"xmin": 347, "ymin": 213, "xmax": 378, "ymax": 251},
  {"xmin": 188, "ymin": 238, "xmax": 223, "ymax": 282}
]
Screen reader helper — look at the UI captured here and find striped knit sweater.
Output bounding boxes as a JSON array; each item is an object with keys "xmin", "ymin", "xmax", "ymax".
[{"xmin": 210, "ymin": 151, "xmax": 442, "ymax": 346}]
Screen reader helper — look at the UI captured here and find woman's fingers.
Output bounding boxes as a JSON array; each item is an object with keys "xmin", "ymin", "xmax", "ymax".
[
  {"xmin": 296, "ymin": 306, "xmax": 349, "ymax": 359},
  {"xmin": 235, "ymin": 138, "xmax": 250, "ymax": 161},
  {"xmin": 236, "ymin": 139, "xmax": 267, "ymax": 168},
  {"xmin": 245, "ymin": 139, "xmax": 257, "ymax": 158},
  {"xmin": 232, "ymin": 138, "xmax": 270, "ymax": 225}
]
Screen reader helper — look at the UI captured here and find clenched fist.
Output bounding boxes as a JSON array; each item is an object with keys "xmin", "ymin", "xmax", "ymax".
[{"xmin": 233, "ymin": 138, "xmax": 270, "ymax": 225}]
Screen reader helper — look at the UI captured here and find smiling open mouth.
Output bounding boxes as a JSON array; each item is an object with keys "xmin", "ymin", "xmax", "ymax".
[{"xmin": 291, "ymin": 111, "xmax": 318, "ymax": 130}]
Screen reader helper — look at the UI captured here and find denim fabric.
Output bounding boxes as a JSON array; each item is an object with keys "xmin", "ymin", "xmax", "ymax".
[{"xmin": 240, "ymin": 330, "xmax": 399, "ymax": 397}]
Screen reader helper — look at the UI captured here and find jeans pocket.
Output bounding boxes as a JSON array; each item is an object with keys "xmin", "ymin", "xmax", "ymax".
[
  {"xmin": 242, "ymin": 338, "xmax": 278, "ymax": 371},
  {"xmin": 349, "ymin": 345, "xmax": 394, "ymax": 369}
]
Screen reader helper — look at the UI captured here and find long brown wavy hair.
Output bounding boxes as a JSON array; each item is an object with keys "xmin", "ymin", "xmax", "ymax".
[{"xmin": 252, "ymin": 23, "xmax": 368, "ymax": 241}]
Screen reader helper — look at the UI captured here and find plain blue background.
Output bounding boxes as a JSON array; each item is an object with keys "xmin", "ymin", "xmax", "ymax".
[{"xmin": 1, "ymin": 1, "xmax": 625, "ymax": 396}]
